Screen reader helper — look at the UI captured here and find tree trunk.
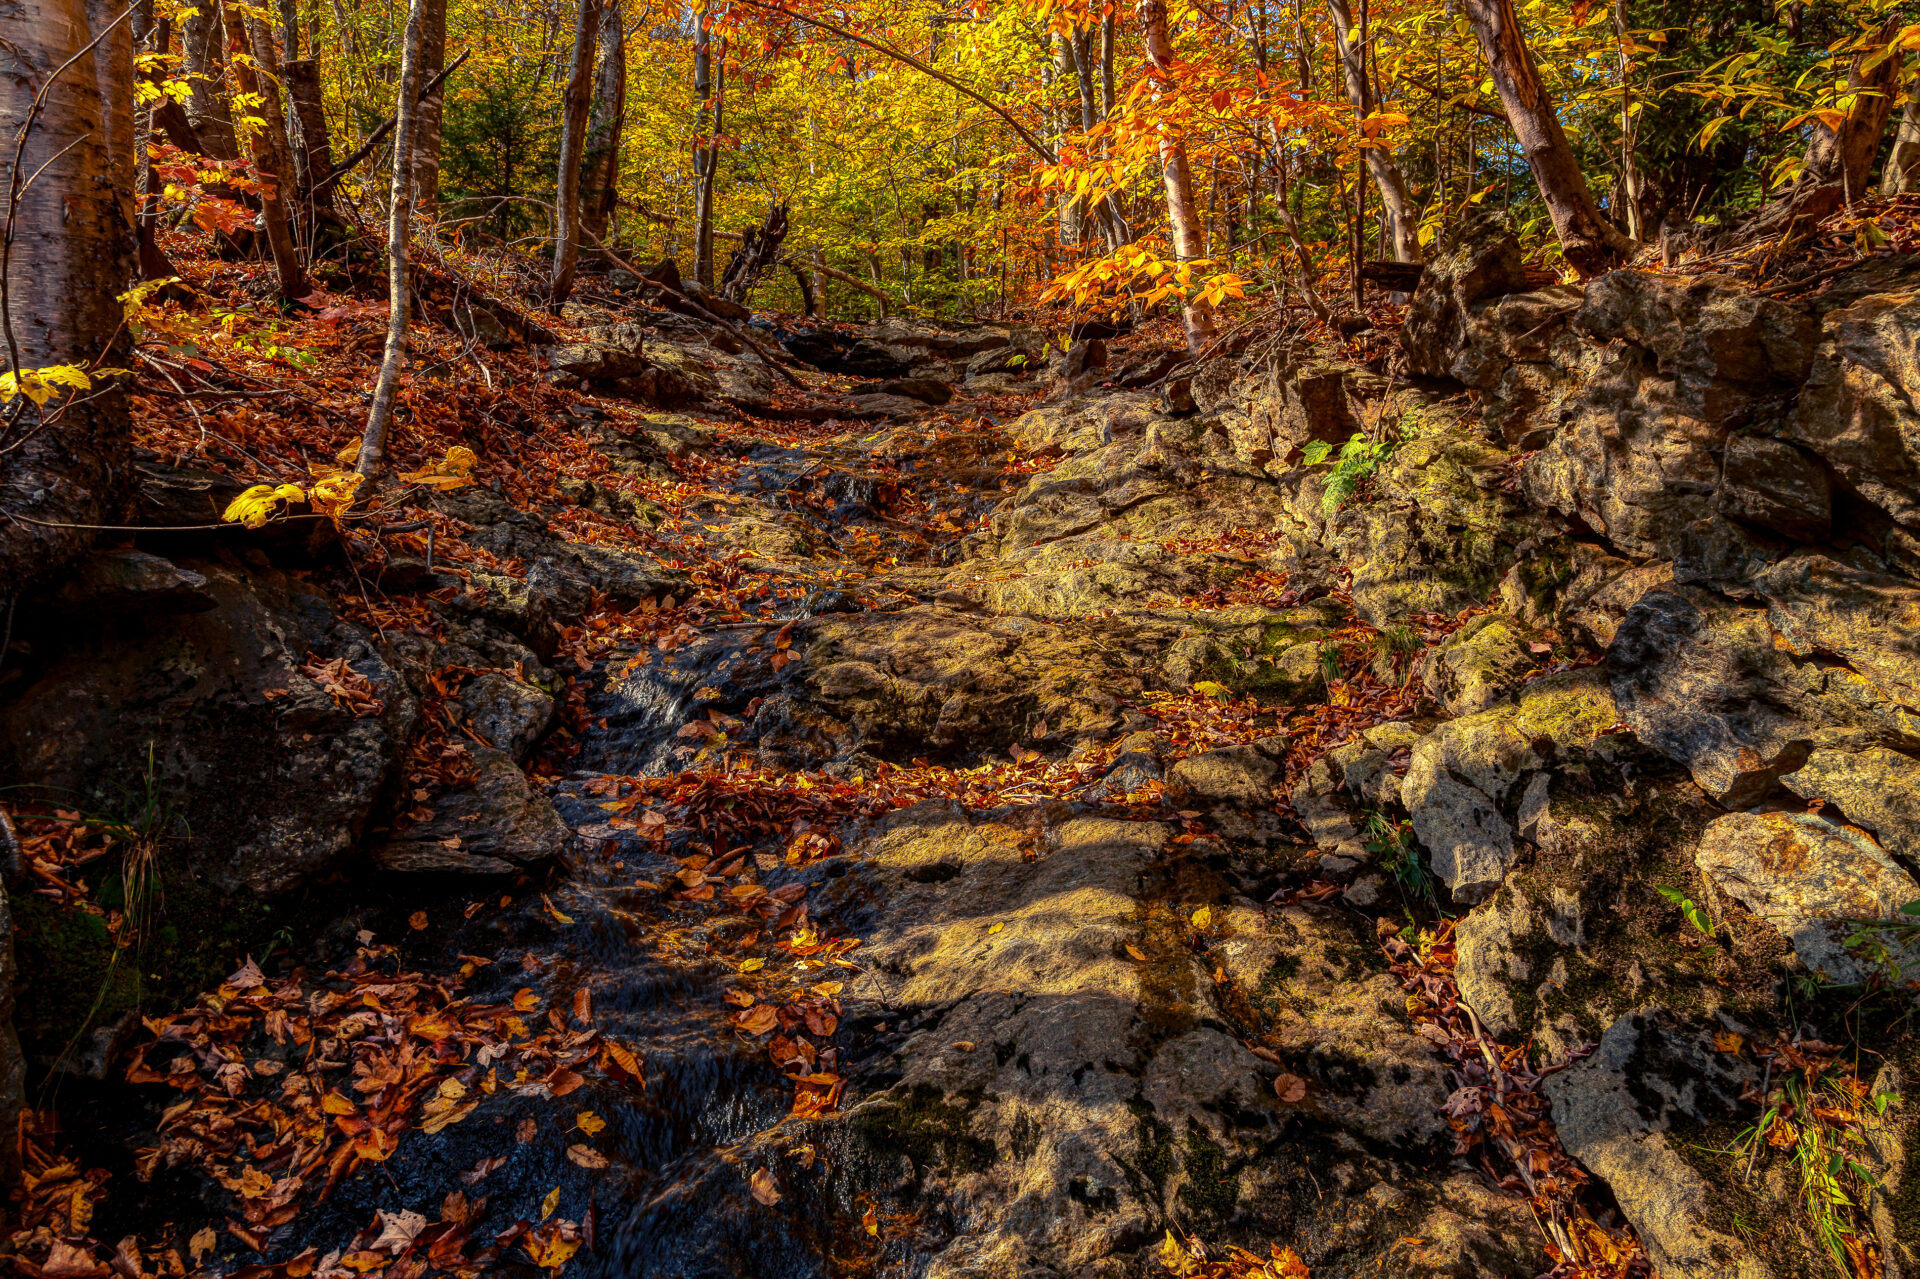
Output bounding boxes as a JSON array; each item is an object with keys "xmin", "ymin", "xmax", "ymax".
[
  {"xmin": 282, "ymin": 57, "xmax": 336, "ymax": 212},
  {"xmin": 548, "ymin": 0, "xmax": 601, "ymax": 308},
  {"xmin": 409, "ymin": 0, "xmax": 447, "ymax": 214},
  {"xmin": 1053, "ymin": 31, "xmax": 1080, "ymax": 246},
  {"xmin": 1801, "ymin": 18, "xmax": 1904, "ymax": 203},
  {"xmin": 1885, "ymin": 98, "xmax": 1920, "ymax": 195},
  {"xmin": 180, "ymin": 0, "xmax": 239, "ymax": 159},
  {"xmin": 0, "ymin": 0, "xmax": 138, "ymax": 597},
  {"xmin": 1326, "ymin": 0, "xmax": 1418, "ymax": 262},
  {"xmin": 1610, "ymin": 0, "xmax": 1643, "ymax": 239},
  {"xmin": 233, "ymin": 8, "xmax": 308, "ymax": 298},
  {"xmin": 719, "ymin": 202, "xmax": 788, "ymax": 302},
  {"xmin": 358, "ymin": 0, "xmax": 429, "ymax": 480},
  {"xmin": 581, "ymin": 0, "xmax": 626, "ymax": 246},
  {"xmin": 1137, "ymin": 0, "xmax": 1216, "ymax": 351},
  {"xmin": 787, "ymin": 257, "xmax": 818, "ymax": 316},
  {"xmin": 691, "ymin": 14, "xmax": 717, "ymax": 290},
  {"xmin": 1461, "ymin": 0, "xmax": 1631, "ymax": 277}
]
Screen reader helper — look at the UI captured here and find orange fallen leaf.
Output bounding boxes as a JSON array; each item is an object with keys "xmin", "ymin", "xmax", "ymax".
[{"xmin": 749, "ymin": 1167, "xmax": 781, "ymax": 1205}]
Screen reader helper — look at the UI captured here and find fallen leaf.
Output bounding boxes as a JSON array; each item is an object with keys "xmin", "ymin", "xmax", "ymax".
[
  {"xmin": 987, "ymin": 922, "xmax": 1005, "ymax": 935},
  {"xmin": 1125, "ymin": 944, "xmax": 1147, "ymax": 962},
  {"xmin": 460, "ymin": 1155, "xmax": 506, "ymax": 1184},
  {"xmin": 739, "ymin": 957, "xmax": 765, "ymax": 972},
  {"xmin": 408, "ymin": 910, "xmax": 429, "ymax": 931},
  {"xmin": 566, "ymin": 1143, "xmax": 610, "ymax": 1169},
  {"xmin": 1273, "ymin": 1073, "xmax": 1307, "ymax": 1104},
  {"xmin": 577, "ymin": 1109, "xmax": 607, "ymax": 1134},
  {"xmin": 949, "ymin": 1041, "xmax": 976, "ymax": 1052},
  {"xmin": 749, "ymin": 1167, "xmax": 781, "ymax": 1205},
  {"xmin": 1190, "ymin": 906, "xmax": 1213, "ymax": 928},
  {"xmin": 863, "ymin": 1205, "xmax": 879, "ymax": 1237},
  {"xmin": 189, "ymin": 1227, "xmax": 218, "ymax": 1263},
  {"xmin": 544, "ymin": 894, "xmax": 574, "ymax": 925},
  {"xmin": 540, "ymin": 1186, "xmax": 561, "ymax": 1220},
  {"xmin": 517, "ymin": 1117, "xmax": 539, "ymax": 1143},
  {"xmin": 370, "ymin": 1209, "xmax": 428, "ymax": 1253}
]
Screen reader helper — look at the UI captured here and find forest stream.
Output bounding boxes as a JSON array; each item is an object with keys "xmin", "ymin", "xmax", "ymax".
[{"xmin": 8, "ymin": 199, "xmax": 1920, "ymax": 1279}]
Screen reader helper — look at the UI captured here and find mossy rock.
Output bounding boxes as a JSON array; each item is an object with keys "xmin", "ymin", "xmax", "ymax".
[{"xmin": 12, "ymin": 851, "xmax": 284, "ymax": 1067}]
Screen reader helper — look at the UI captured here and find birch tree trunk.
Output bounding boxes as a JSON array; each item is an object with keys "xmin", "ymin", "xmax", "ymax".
[
  {"xmin": 357, "ymin": 0, "xmax": 429, "ymax": 480},
  {"xmin": 233, "ymin": 9, "xmax": 308, "ymax": 298},
  {"xmin": 581, "ymin": 0, "xmax": 626, "ymax": 246},
  {"xmin": 1885, "ymin": 98, "xmax": 1920, "ymax": 195},
  {"xmin": 0, "ymin": 0, "xmax": 139, "ymax": 595},
  {"xmin": 1461, "ymin": 0, "xmax": 1631, "ymax": 276},
  {"xmin": 409, "ymin": 0, "xmax": 448, "ymax": 214},
  {"xmin": 1326, "ymin": 0, "xmax": 1419, "ymax": 262},
  {"xmin": 1137, "ymin": 0, "xmax": 1216, "ymax": 350},
  {"xmin": 548, "ymin": 0, "xmax": 601, "ymax": 308},
  {"xmin": 691, "ymin": 10, "xmax": 717, "ymax": 289}
]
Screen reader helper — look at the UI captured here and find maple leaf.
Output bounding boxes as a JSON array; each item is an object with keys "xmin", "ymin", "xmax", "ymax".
[
  {"xmin": 222, "ymin": 483, "xmax": 306, "ymax": 529},
  {"xmin": 370, "ymin": 1208, "xmax": 428, "ymax": 1253}
]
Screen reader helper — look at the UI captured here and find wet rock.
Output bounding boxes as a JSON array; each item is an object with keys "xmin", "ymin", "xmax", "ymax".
[
  {"xmin": 1403, "ymin": 670, "xmax": 1618, "ymax": 903},
  {"xmin": 1781, "ymin": 745, "xmax": 1920, "ymax": 860},
  {"xmin": 1694, "ymin": 810, "xmax": 1920, "ymax": 984},
  {"xmin": 375, "ymin": 744, "xmax": 568, "ymax": 873},
  {"xmin": 0, "ymin": 561, "xmax": 417, "ymax": 896},
  {"xmin": 1419, "ymin": 614, "xmax": 1535, "ymax": 717},
  {"xmin": 1715, "ymin": 435, "xmax": 1832, "ymax": 542},
  {"xmin": 456, "ymin": 670, "xmax": 556, "ymax": 762},
  {"xmin": 50, "ymin": 549, "xmax": 215, "ymax": 616},
  {"xmin": 1543, "ymin": 1011, "xmax": 1774, "ymax": 1279}
]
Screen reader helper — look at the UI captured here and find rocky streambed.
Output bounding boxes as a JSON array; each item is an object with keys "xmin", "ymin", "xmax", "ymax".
[{"xmin": 5, "ymin": 215, "xmax": 1920, "ymax": 1279}]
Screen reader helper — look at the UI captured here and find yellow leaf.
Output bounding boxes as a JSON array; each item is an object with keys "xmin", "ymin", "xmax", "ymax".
[
  {"xmin": 335, "ymin": 437, "xmax": 362, "ymax": 464},
  {"xmin": 189, "ymin": 1227, "xmax": 218, "ymax": 1263},
  {"xmin": 987, "ymin": 922, "xmax": 1005, "ymax": 935},
  {"xmin": 222, "ymin": 483, "xmax": 305, "ymax": 529},
  {"xmin": 543, "ymin": 894, "xmax": 574, "ymax": 925},
  {"xmin": 1191, "ymin": 680, "xmax": 1232, "ymax": 700},
  {"xmin": 0, "ymin": 364, "xmax": 91, "ymax": 406},
  {"xmin": 309, "ymin": 471, "xmax": 363, "ymax": 521},
  {"xmin": 540, "ymin": 1186, "xmax": 561, "ymax": 1220},
  {"xmin": 739, "ymin": 957, "xmax": 765, "ymax": 972},
  {"xmin": 576, "ymin": 1110, "xmax": 607, "ymax": 1135},
  {"xmin": 1190, "ymin": 906, "xmax": 1213, "ymax": 929}
]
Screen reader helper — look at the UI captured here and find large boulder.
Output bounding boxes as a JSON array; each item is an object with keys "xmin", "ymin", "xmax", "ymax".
[
  {"xmin": 1401, "ymin": 208, "xmax": 1531, "ymax": 382},
  {"xmin": 1543, "ymin": 1012, "xmax": 1775, "ymax": 1279},
  {"xmin": 1403, "ymin": 669, "xmax": 1619, "ymax": 903},
  {"xmin": 1610, "ymin": 578, "xmax": 1920, "ymax": 807},
  {"xmin": 1693, "ymin": 810, "xmax": 1920, "ymax": 984},
  {"xmin": 1781, "ymin": 280, "xmax": 1920, "ymax": 532},
  {"xmin": 0, "ymin": 557, "xmax": 417, "ymax": 896},
  {"xmin": 1781, "ymin": 746, "xmax": 1920, "ymax": 860}
]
